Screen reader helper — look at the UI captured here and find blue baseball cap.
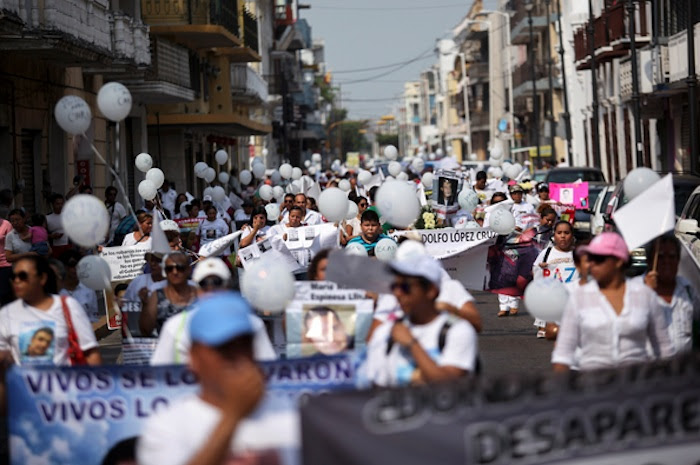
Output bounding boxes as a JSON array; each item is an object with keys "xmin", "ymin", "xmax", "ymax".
[{"xmin": 189, "ymin": 292, "xmax": 254, "ymax": 346}]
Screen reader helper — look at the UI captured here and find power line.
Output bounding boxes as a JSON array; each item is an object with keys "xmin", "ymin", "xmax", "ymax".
[{"xmin": 331, "ymin": 50, "xmax": 434, "ymax": 74}]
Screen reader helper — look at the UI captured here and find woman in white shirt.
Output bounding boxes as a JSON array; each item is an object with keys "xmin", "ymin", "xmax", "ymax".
[
  {"xmin": 532, "ymin": 221, "xmax": 578, "ymax": 338},
  {"xmin": 238, "ymin": 207, "xmax": 270, "ymax": 249},
  {"xmin": 121, "ymin": 212, "xmax": 153, "ymax": 247},
  {"xmin": 551, "ymin": 232, "xmax": 675, "ymax": 372},
  {"xmin": 196, "ymin": 206, "xmax": 229, "ymax": 255}
]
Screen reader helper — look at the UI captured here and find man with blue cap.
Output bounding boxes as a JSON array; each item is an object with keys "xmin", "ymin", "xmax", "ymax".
[{"xmin": 138, "ymin": 292, "xmax": 286, "ymax": 465}]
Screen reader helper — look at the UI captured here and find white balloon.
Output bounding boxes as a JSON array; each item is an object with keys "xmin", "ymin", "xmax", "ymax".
[
  {"xmin": 265, "ymin": 203, "xmax": 280, "ymax": 221},
  {"xmin": 239, "ymin": 170, "xmax": 252, "ymax": 185},
  {"xmin": 218, "ymin": 172, "xmax": 230, "ymax": 184},
  {"xmin": 421, "ymin": 172, "xmax": 435, "ymax": 189},
  {"xmin": 291, "ymin": 167, "xmax": 303, "ymax": 180},
  {"xmin": 524, "ymin": 278, "xmax": 569, "ymax": 322},
  {"xmin": 397, "ymin": 172, "xmax": 409, "ymax": 181},
  {"xmin": 358, "ymin": 170, "xmax": 372, "ymax": 186},
  {"xmin": 488, "ymin": 157, "xmax": 502, "ymax": 167},
  {"xmin": 304, "ymin": 160, "xmax": 312, "ymax": 168},
  {"xmin": 489, "ymin": 207, "xmax": 516, "ymax": 235},
  {"xmin": 458, "ymin": 189, "xmax": 479, "ymax": 212},
  {"xmin": 502, "ymin": 161, "xmax": 513, "ymax": 172},
  {"xmin": 76, "ymin": 255, "xmax": 112, "ymax": 291},
  {"xmin": 61, "ymin": 194, "xmax": 110, "ymax": 247},
  {"xmin": 251, "ymin": 156, "xmax": 263, "ymax": 166},
  {"xmin": 262, "ymin": 148, "xmax": 269, "ymax": 157},
  {"xmin": 215, "ymin": 149, "xmax": 228, "ymax": 165},
  {"xmin": 512, "ymin": 163, "xmax": 523, "ymax": 176},
  {"xmin": 411, "ymin": 157, "xmax": 425, "ymax": 172},
  {"xmin": 273, "ymin": 186, "xmax": 285, "ymax": 199},
  {"xmin": 469, "ymin": 153, "xmax": 478, "ymax": 161},
  {"xmin": 376, "ymin": 181, "xmax": 421, "ymax": 228},
  {"xmin": 289, "ymin": 180, "xmax": 301, "ymax": 194},
  {"xmin": 212, "ymin": 186, "xmax": 226, "ymax": 202},
  {"xmin": 436, "ymin": 148, "xmax": 444, "ymax": 158},
  {"xmin": 54, "ymin": 95, "xmax": 92, "ymax": 135},
  {"xmin": 345, "ymin": 242, "xmax": 368, "ymax": 256},
  {"xmin": 490, "ymin": 144, "xmax": 504, "ymax": 160},
  {"xmin": 388, "ymin": 161, "xmax": 402, "ymax": 177},
  {"xmin": 312, "ymin": 153, "xmax": 322, "ymax": 163},
  {"xmin": 204, "ymin": 167, "xmax": 216, "ymax": 184},
  {"xmin": 624, "ymin": 167, "xmax": 661, "ymax": 199},
  {"xmin": 395, "ymin": 240, "xmax": 428, "ymax": 261},
  {"xmin": 259, "ymin": 184, "xmax": 274, "ymax": 201},
  {"xmin": 136, "ymin": 153, "xmax": 154, "ymax": 173},
  {"xmin": 429, "ymin": 152, "xmax": 436, "ymax": 160},
  {"xmin": 203, "ymin": 187, "xmax": 213, "ymax": 198},
  {"xmin": 318, "ymin": 187, "xmax": 349, "ymax": 222},
  {"xmin": 374, "ymin": 238, "xmax": 397, "ymax": 261},
  {"xmin": 270, "ymin": 170, "xmax": 282, "ymax": 185},
  {"xmin": 309, "ymin": 166, "xmax": 317, "ymax": 175},
  {"xmin": 241, "ymin": 256, "xmax": 295, "ymax": 313},
  {"xmin": 383, "ymin": 145, "xmax": 398, "ymax": 160},
  {"xmin": 338, "ymin": 179, "xmax": 351, "ymax": 192},
  {"xmin": 384, "ymin": 176, "xmax": 395, "ymax": 182},
  {"xmin": 138, "ymin": 180, "xmax": 157, "ymax": 200},
  {"xmin": 97, "ymin": 82, "xmax": 132, "ymax": 122},
  {"xmin": 504, "ymin": 164, "xmax": 520, "ymax": 180},
  {"xmin": 252, "ymin": 163, "xmax": 266, "ymax": 180},
  {"xmin": 346, "ymin": 200, "xmax": 359, "ymax": 220},
  {"xmin": 146, "ymin": 168, "xmax": 165, "ymax": 189},
  {"xmin": 279, "ymin": 163, "xmax": 293, "ymax": 180},
  {"xmin": 492, "ymin": 167, "xmax": 504, "ymax": 178}
]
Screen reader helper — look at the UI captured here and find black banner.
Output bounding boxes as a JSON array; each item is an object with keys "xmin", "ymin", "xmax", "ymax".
[{"xmin": 301, "ymin": 354, "xmax": 700, "ymax": 465}]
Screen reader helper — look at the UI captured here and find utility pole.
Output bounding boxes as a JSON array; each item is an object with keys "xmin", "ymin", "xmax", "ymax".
[
  {"xmin": 526, "ymin": 2, "xmax": 541, "ymax": 166},
  {"xmin": 588, "ymin": 0, "xmax": 601, "ymax": 169},
  {"xmin": 628, "ymin": 0, "xmax": 644, "ymax": 167},
  {"xmin": 556, "ymin": 0, "xmax": 573, "ymax": 165},
  {"xmin": 545, "ymin": 0, "xmax": 557, "ymax": 165},
  {"xmin": 688, "ymin": 0, "xmax": 698, "ymax": 175}
]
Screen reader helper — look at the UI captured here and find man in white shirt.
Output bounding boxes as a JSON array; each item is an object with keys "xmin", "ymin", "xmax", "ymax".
[
  {"xmin": 46, "ymin": 193, "xmax": 69, "ymax": 257},
  {"xmin": 281, "ymin": 194, "xmax": 323, "ymax": 225},
  {"xmin": 365, "ymin": 255, "xmax": 478, "ymax": 387},
  {"xmin": 509, "ymin": 184, "xmax": 536, "ymax": 230},
  {"xmin": 137, "ymin": 292, "xmax": 272, "ymax": 465},
  {"xmin": 104, "ymin": 186, "xmax": 127, "ymax": 245},
  {"xmin": 159, "ymin": 179, "xmax": 178, "ymax": 218}
]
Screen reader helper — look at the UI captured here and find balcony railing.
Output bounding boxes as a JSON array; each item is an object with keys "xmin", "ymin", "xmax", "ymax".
[
  {"xmin": 668, "ymin": 23, "xmax": 700, "ymax": 83},
  {"xmin": 230, "ymin": 64, "xmax": 268, "ymax": 102},
  {"xmin": 512, "ymin": 60, "xmax": 548, "ymax": 90},
  {"xmin": 142, "ymin": 0, "xmax": 239, "ymax": 37},
  {"xmin": 509, "ymin": 0, "xmax": 548, "ymax": 31},
  {"xmin": 242, "ymin": 7, "xmax": 258, "ymax": 53},
  {"xmin": 149, "ymin": 37, "xmax": 191, "ymax": 87},
  {"xmin": 467, "ymin": 62, "xmax": 489, "ymax": 81}
]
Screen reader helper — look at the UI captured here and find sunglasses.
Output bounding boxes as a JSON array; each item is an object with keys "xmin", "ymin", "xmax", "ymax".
[
  {"xmin": 390, "ymin": 281, "xmax": 413, "ymax": 294},
  {"xmin": 199, "ymin": 276, "xmax": 224, "ymax": 289},
  {"xmin": 165, "ymin": 264, "xmax": 188, "ymax": 274},
  {"xmin": 587, "ymin": 254, "xmax": 610, "ymax": 264},
  {"xmin": 10, "ymin": 271, "xmax": 31, "ymax": 282},
  {"xmin": 358, "ymin": 203, "xmax": 368, "ymax": 207}
]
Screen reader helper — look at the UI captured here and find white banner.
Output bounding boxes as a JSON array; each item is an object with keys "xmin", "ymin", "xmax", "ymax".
[
  {"xmin": 238, "ymin": 235, "xmax": 302, "ymax": 272},
  {"xmin": 285, "ymin": 223, "xmax": 339, "ymax": 268},
  {"xmin": 99, "ymin": 244, "xmax": 151, "ymax": 281},
  {"xmin": 390, "ymin": 227, "xmax": 497, "ymax": 259}
]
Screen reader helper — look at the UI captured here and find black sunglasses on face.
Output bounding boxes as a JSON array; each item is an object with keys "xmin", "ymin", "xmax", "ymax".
[
  {"xmin": 587, "ymin": 254, "xmax": 609, "ymax": 264},
  {"xmin": 10, "ymin": 271, "xmax": 31, "ymax": 282},
  {"xmin": 165, "ymin": 264, "xmax": 187, "ymax": 273},
  {"xmin": 199, "ymin": 276, "xmax": 224, "ymax": 289},
  {"xmin": 390, "ymin": 281, "xmax": 412, "ymax": 294}
]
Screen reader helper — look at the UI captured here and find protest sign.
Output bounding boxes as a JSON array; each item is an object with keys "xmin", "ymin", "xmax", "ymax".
[
  {"xmin": 285, "ymin": 294, "xmax": 374, "ymax": 359},
  {"xmin": 99, "ymin": 244, "xmax": 150, "ymax": 330},
  {"xmin": 239, "ymin": 235, "xmax": 302, "ymax": 271},
  {"xmin": 8, "ymin": 355, "xmax": 358, "ymax": 465},
  {"xmin": 121, "ymin": 337, "xmax": 158, "ymax": 365},
  {"xmin": 391, "ymin": 228, "xmax": 496, "ymax": 260},
  {"xmin": 174, "ymin": 217, "xmax": 204, "ymax": 249},
  {"xmin": 285, "ymin": 223, "xmax": 338, "ymax": 267},
  {"xmin": 302, "ymin": 354, "xmax": 700, "ymax": 465},
  {"xmin": 198, "ymin": 230, "xmax": 242, "ymax": 257},
  {"xmin": 549, "ymin": 182, "xmax": 590, "ymax": 209}
]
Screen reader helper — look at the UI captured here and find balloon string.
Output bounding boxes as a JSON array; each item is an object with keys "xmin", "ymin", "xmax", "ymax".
[{"xmin": 87, "ymin": 138, "xmax": 143, "ymax": 236}]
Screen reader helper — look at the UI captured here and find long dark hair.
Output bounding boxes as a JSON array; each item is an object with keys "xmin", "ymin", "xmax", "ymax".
[{"xmin": 15, "ymin": 255, "xmax": 57, "ymax": 295}]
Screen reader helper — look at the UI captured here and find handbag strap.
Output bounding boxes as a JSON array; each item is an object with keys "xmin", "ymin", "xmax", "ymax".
[{"xmin": 60, "ymin": 295, "xmax": 87, "ymax": 365}]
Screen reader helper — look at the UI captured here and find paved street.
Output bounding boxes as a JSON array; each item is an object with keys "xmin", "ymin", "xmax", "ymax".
[{"xmin": 472, "ymin": 291, "xmax": 554, "ymax": 379}]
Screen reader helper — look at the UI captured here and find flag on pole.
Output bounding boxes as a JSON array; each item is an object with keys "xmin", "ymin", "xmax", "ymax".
[{"xmin": 613, "ymin": 174, "xmax": 675, "ymax": 250}]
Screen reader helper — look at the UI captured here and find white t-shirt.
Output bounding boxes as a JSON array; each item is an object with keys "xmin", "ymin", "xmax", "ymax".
[
  {"xmin": 59, "ymin": 283, "xmax": 100, "ymax": 323},
  {"xmin": 137, "ymin": 394, "xmax": 298, "ymax": 465},
  {"xmin": 160, "ymin": 189, "xmax": 178, "ymax": 217},
  {"xmin": 122, "ymin": 273, "xmax": 158, "ymax": 312},
  {"xmin": 532, "ymin": 247, "xmax": 579, "ymax": 283},
  {"xmin": 5, "ymin": 230, "xmax": 31, "ymax": 254},
  {"xmin": 46, "ymin": 212, "xmax": 68, "ymax": 246},
  {"xmin": 121, "ymin": 232, "xmax": 152, "ymax": 248},
  {"xmin": 511, "ymin": 201, "xmax": 536, "ymax": 229},
  {"xmin": 240, "ymin": 225, "xmax": 270, "ymax": 243},
  {"xmin": 150, "ymin": 309, "xmax": 276, "ymax": 364},
  {"xmin": 373, "ymin": 281, "xmax": 475, "ymax": 323},
  {"xmin": 282, "ymin": 209, "xmax": 324, "ymax": 226},
  {"xmin": 365, "ymin": 312, "xmax": 477, "ymax": 387},
  {"xmin": 197, "ymin": 218, "xmax": 229, "ymax": 247},
  {"xmin": 551, "ymin": 280, "xmax": 675, "ymax": 371},
  {"xmin": 106, "ymin": 202, "xmax": 127, "ymax": 240},
  {"xmin": 0, "ymin": 296, "xmax": 98, "ymax": 365}
]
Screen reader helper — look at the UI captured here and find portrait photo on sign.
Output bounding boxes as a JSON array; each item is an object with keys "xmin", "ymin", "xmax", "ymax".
[
  {"xmin": 437, "ymin": 176, "xmax": 459, "ymax": 207},
  {"xmin": 19, "ymin": 321, "xmax": 56, "ymax": 363}
]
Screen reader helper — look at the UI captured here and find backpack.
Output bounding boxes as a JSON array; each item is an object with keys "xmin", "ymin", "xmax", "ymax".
[{"xmin": 111, "ymin": 215, "xmax": 136, "ymax": 246}]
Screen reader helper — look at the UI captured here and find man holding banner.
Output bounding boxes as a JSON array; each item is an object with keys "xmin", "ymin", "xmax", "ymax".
[{"xmin": 365, "ymin": 255, "xmax": 477, "ymax": 386}]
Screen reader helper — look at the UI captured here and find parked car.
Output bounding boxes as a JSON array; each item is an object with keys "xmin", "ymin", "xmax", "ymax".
[
  {"xmin": 588, "ymin": 185, "xmax": 615, "ymax": 236},
  {"xmin": 531, "ymin": 169, "xmax": 548, "ymax": 183},
  {"xmin": 544, "ymin": 167, "xmax": 607, "ymax": 239},
  {"xmin": 603, "ymin": 173, "xmax": 700, "ymax": 275}
]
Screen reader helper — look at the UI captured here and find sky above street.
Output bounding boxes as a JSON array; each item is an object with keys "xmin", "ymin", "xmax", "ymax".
[{"xmin": 303, "ymin": 1, "xmax": 496, "ymax": 121}]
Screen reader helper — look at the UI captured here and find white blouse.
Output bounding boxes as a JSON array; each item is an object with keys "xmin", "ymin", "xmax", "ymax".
[{"xmin": 551, "ymin": 279, "xmax": 675, "ymax": 371}]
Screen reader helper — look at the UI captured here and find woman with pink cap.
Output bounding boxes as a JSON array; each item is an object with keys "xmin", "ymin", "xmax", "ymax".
[{"xmin": 551, "ymin": 232, "xmax": 675, "ymax": 372}]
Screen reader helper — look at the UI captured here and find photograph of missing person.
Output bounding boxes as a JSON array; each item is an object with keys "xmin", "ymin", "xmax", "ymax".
[
  {"xmin": 19, "ymin": 321, "xmax": 56, "ymax": 363},
  {"xmin": 258, "ymin": 239, "xmax": 272, "ymax": 254},
  {"xmin": 300, "ymin": 304, "xmax": 355, "ymax": 357},
  {"xmin": 437, "ymin": 176, "xmax": 459, "ymax": 206}
]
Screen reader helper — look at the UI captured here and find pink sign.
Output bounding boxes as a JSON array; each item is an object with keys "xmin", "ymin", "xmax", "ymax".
[{"xmin": 549, "ymin": 182, "xmax": 590, "ymax": 209}]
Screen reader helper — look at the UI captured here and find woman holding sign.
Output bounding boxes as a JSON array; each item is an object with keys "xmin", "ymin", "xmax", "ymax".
[
  {"xmin": 551, "ymin": 232, "xmax": 675, "ymax": 372},
  {"xmin": 121, "ymin": 212, "xmax": 153, "ymax": 247}
]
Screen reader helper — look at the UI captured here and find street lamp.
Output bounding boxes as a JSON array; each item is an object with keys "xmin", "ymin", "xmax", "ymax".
[
  {"xmin": 525, "ymin": 0, "xmax": 541, "ymax": 165},
  {"xmin": 544, "ymin": 0, "xmax": 557, "ymax": 166},
  {"xmin": 474, "ymin": 9, "xmax": 515, "ymax": 157}
]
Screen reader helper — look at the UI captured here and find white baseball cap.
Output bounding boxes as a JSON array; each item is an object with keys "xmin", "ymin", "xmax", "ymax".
[
  {"xmin": 192, "ymin": 258, "xmax": 231, "ymax": 284},
  {"xmin": 160, "ymin": 219, "xmax": 179, "ymax": 232}
]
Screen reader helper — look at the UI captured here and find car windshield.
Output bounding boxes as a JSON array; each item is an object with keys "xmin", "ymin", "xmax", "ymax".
[
  {"xmin": 588, "ymin": 186, "xmax": 604, "ymax": 209},
  {"xmin": 675, "ymin": 183, "xmax": 700, "ymax": 216},
  {"xmin": 547, "ymin": 170, "xmax": 605, "ymax": 183}
]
